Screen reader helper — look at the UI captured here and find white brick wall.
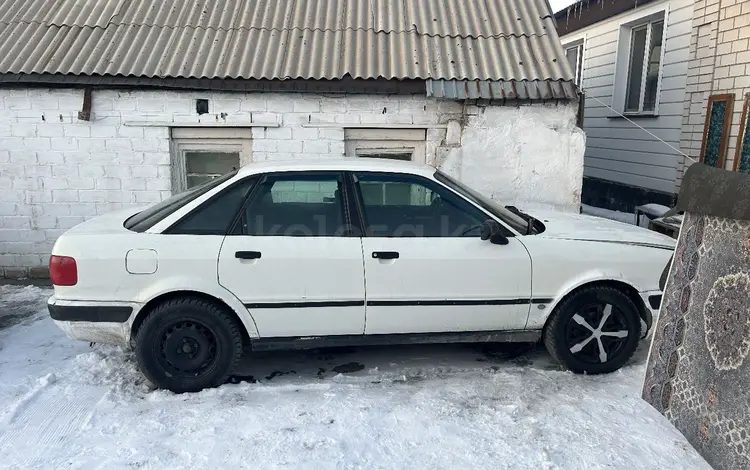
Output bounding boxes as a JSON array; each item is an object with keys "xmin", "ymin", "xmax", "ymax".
[
  {"xmin": 679, "ymin": 0, "xmax": 750, "ymax": 187},
  {"xmin": 0, "ymin": 88, "xmax": 581, "ymax": 277}
]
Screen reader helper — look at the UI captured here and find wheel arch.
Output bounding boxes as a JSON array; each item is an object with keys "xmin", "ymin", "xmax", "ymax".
[
  {"xmin": 541, "ymin": 279, "xmax": 651, "ymax": 333},
  {"xmin": 130, "ymin": 289, "xmax": 258, "ymax": 347}
]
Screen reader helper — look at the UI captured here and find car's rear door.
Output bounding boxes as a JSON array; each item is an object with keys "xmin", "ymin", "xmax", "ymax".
[
  {"xmin": 217, "ymin": 171, "xmax": 366, "ymax": 337},
  {"xmin": 352, "ymin": 171, "xmax": 533, "ymax": 335}
]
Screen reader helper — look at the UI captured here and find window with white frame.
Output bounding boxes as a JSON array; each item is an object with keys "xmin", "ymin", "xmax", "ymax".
[
  {"xmin": 564, "ymin": 40, "xmax": 584, "ymax": 87},
  {"xmin": 170, "ymin": 128, "xmax": 252, "ymax": 193},
  {"xmin": 344, "ymin": 128, "xmax": 427, "ymax": 163},
  {"xmin": 613, "ymin": 12, "xmax": 666, "ymax": 115},
  {"xmin": 625, "ymin": 19, "xmax": 664, "ymax": 113}
]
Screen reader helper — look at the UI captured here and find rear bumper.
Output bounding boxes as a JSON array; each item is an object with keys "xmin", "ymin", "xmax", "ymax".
[
  {"xmin": 48, "ymin": 304, "xmax": 133, "ymax": 322},
  {"xmin": 47, "ymin": 296, "xmax": 139, "ymax": 346}
]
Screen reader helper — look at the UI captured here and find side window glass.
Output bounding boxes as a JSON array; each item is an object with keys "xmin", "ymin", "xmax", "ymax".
[
  {"xmin": 243, "ymin": 174, "xmax": 347, "ymax": 237},
  {"xmin": 168, "ymin": 177, "xmax": 256, "ymax": 235},
  {"xmin": 269, "ymin": 179, "xmax": 339, "ymax": 203},
  {"xmin": 359, "ymin": 180, "xmax": 432, "ymax": 207},
  {"xmin": 355, "ymin": 173, "xmax": 486, "ymax": 237}
]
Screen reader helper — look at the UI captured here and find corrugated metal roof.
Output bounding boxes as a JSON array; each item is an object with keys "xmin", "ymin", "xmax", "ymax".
[
  {"xmin": 2, "ymin": 0, "xmax": 557, "ymax": 37},
  {"xmin": 0, "ymin": 0, "xmax": 574, "ymax": 83},
  {"xmin": 426, "ymin": 79, "xmax": 577, "ymax": 100},
  {"xmin": 0, "ymin": 0, "xmax": 128, "ymax": 28}
]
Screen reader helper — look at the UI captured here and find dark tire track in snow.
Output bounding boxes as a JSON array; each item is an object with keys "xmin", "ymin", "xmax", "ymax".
[{"xmin": 0, "ymin": 382, "xmax": 106, "ymax": 468}]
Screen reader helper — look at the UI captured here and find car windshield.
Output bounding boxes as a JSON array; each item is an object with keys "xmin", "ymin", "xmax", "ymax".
[
  {"xmin": 434, "ymin": 170, "xmax": 530, "ymax": 234},
  {"xmin": 124, "ymin": 171, "xmax": 238, "ymax": 232}
]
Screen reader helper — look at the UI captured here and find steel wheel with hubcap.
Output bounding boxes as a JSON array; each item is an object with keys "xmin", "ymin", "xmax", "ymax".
[
  {"xmin": 135, "ymin": 297, "xmax": 243, "ymax": 393},
  {"xmin": 544, "ymin": 286, "xmax": 641, "ymax": 374},
  {"xmin": 159, "ymin": 320, "xmax": 218, "ymax": 379}
]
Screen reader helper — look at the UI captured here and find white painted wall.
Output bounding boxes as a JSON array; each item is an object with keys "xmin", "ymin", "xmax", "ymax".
[
  {"xmin": 440, "ymin": 103, "xmax": 585, "ymax": 213},
  {"xmin": 0, "ymin": 88, "xmax": 582, "ymax": 276},
  {"xmin": 558, "ymin": 0, "xmax": 692, "ymax": 194}
]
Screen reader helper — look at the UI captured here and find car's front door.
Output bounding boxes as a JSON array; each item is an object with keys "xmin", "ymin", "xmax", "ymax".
[
  {"xmin": 218, "ymin": 172, "xmax": 366, "ymax": 337},
  {"xmin": 352, "ymin": 172, "xmax": 533, "ymax": 335}
]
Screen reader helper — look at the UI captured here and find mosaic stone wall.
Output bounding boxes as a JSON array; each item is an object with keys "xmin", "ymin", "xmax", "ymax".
[
  {"xmin": 739, "ymin": 116, "xmax": 750, "ymax": 174},
  {"xmin": 643, "ymin": 211, "xmax": 750, "ymax": 470},
  {"xmin": 704, "ymin": 100, "xmax": 727, "ymax": 168}
]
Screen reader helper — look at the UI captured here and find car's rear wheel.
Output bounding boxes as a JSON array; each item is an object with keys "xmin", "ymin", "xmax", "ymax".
[
  {"xmin": 543, "ymin": 286, "xmax": 641, "ymax": 374},
  {"xmin": 134, "ymin": 297, "xmax": 243, "ymax": 393}
]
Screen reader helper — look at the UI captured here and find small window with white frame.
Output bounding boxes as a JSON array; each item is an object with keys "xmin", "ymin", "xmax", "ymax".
[
  {"xmin": 625, "ymin": 19, "xmax": 664, "ymax": 113},
  {"xmin": 171, "ymin": 128, "xmax": 252, "ymax": 193},
  {"xmin": 563, "ymin": 40, "xmax": 584, "ymax": 87},
  {"xmin": 344, "ymin": 128, "xmax": 426, "ymax": 164},
  {"xmin": 613, "ymin": 11, "xmax": 666, "ymax": 115}
]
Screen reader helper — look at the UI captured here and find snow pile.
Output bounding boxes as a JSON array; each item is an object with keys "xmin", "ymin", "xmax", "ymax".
[
  {"xmin": 581, "ymin": 204, "xmax": 638, "ymax": 225},
  {"xmin": 71, "ymin": 347, "xmax": 151, "ymax": 399},
  {"xmin": 636, "ymin": 203, "xmax": 671, "ymax": 217},
  {"xmin": 0, "ymin": 286, "xmax": 709, "ymax": 469},
  {"xmin": 0, "ymin": 285, "xmax": 51, "ymax": 330},
  {"xmin": 37, "ymin": 373, "xmax": 56, "ymax": 387}
]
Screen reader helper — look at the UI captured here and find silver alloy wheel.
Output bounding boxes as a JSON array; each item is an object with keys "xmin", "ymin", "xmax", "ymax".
[{"xmin": 566, "ymin": 303, "xmax": 631, "ymax": 364}]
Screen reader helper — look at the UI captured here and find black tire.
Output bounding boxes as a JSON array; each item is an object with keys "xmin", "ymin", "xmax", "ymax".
[
  {"xmin": 135, "ymin": 297, "xmax": 243, "ymax": 393},
  {"xmin": 543, "ymin": 286, "xmax": 642, "ymax": 374}
]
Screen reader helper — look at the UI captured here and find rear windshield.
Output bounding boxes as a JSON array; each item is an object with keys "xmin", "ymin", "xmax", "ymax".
[{"xmin": 124, "ymin": 171, "xmax": 238, "ymax": 232}]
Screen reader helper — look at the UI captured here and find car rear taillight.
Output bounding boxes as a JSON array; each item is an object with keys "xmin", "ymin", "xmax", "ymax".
[{"xmin": 49, "ymin": 255, "xmax": 78, "ymax": 286}]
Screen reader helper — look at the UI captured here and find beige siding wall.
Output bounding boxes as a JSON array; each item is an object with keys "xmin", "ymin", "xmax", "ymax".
[{"xmin": 679, "ymin": 0, "xmax": 750, "ymax": 186}]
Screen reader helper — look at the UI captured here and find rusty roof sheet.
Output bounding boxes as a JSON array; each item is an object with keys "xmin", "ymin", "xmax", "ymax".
[{"xmin": 0, "ymin": 0, "xmax": 574, "ymax": 83}]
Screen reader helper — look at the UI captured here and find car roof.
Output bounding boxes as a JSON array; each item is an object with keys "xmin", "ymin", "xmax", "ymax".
[{"xmin": 236, "ymin": 158, "xmax": 439, "ymax": 178}]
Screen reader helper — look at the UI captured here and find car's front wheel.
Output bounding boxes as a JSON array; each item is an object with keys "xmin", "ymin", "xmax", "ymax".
[
  {"xmin": 543, "ymin": 286, "xmax": 641, "ymax": 374},
  {"xmin": 134, "ymin": 297, "xmax": 243, "ymax": 393}
]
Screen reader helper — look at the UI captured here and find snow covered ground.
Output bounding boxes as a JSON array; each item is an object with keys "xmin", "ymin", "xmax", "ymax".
[{"xmin": 0, "ymin": 285, "xmax": 709, "ymax": 470}]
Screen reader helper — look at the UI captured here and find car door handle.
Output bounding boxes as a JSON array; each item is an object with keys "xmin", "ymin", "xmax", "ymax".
[
  {"xmin": 235, "ymin": 251, "xmax": 261, "ymax": 260},
  {"xmin": 372, "ymin": 251, "xmax": 399, "ymax": 260}
]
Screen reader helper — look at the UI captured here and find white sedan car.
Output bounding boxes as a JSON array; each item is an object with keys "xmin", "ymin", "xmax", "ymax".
[{"xmin": 48, "ymin": 159, "xmax": 675, "ymax": 393}]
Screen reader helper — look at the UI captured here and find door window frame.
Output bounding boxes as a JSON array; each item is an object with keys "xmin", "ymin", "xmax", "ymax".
[
  {"xmin": 151, "ymin": 169, "xmax": 519, "ymax": 239},
  {"xmin": 348, "ymin": 171, "xmax": 512, "ymax": 238},
  {"xmin": 228, "ymin": 171, "xmax": 356, "ymax": 238}
]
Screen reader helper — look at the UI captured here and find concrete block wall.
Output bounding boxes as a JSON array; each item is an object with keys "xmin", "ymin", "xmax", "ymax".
[
  {"xmin": 679, "ymin": 0, "xmax": 750, "ymax": 186},
  {"xmin": 0, "ymin": 88, "xmax": 581, "ymax": 278}
]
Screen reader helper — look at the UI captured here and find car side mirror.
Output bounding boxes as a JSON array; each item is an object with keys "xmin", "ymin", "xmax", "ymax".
[{"xmin": 480, "ymin": 220, "xmax": 509, "ymax": 245}]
